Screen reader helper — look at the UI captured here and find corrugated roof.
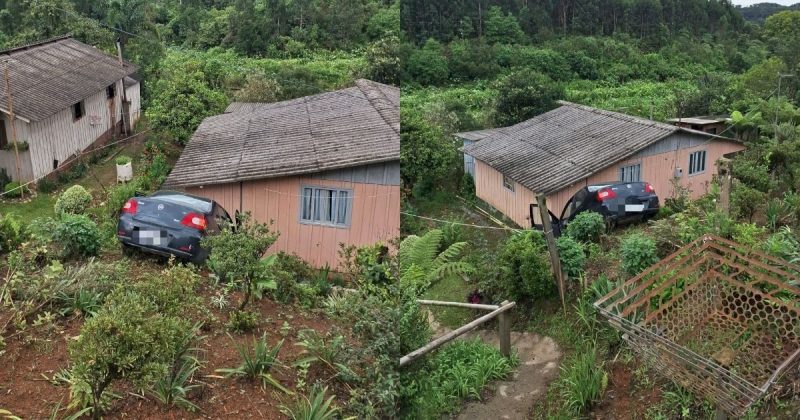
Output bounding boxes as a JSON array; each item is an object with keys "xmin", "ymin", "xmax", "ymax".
[
  {"xmin": 461, "ymin": 101, "xmax": 737, "ymax": 195},
  {"xmin": 0, "ymin": 36, "xmax": 137, "ymax": 122},
  {"xmin": 164, "ymin": 79, "xmax": 399, "ymax": 188},
  {"xmin": 455, "ymin": 127, "xmax": 505, "ymax": 142}
]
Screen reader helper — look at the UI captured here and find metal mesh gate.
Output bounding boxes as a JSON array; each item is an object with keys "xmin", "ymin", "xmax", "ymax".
[{"xmin": 595, "ymin": 235, "xmax": 800, "ymax": 415}]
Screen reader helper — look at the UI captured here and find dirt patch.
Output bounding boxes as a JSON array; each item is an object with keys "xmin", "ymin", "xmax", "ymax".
[
  {"xmin": 0, "ymin": 274, "xmax": 351, "ymax": 419},
  {"xmin": 456, "ymin": 330, "xmax": 562, "ymax": 419},
  {"xmin": 589, "ymin": 361, "xmax": 662, "ymax": 419}
]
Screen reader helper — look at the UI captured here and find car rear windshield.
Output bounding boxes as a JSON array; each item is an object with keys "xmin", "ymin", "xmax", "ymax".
[{"xmin": 151, "ymin": 194, "xmax": 212, "ymax": 213}]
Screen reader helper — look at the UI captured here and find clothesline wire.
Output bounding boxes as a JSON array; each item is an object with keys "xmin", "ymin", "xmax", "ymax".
[
  {"xmin": 259, "ymin": 187, "xmax": 398, "ymax": 199},
  {"xmin": 401, "ymin": 212, "xmax": 523, "ymax": 232}
]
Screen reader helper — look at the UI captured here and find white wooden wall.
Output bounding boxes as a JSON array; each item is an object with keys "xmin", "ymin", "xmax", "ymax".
[
  {"xmin": 125, "ymin": 82, "xmax": 141, "ymax": 127},
  {"xmin": 0, "ymin": 114, "xmax": 34, "ymax": 181},
  {"xmin": 26, "ymin": 79, "xmax": 123, "ymax": 180}
]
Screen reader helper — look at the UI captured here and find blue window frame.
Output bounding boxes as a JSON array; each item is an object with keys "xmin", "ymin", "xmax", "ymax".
[{"xmin": 300, "ymin": 186, "xmax": 352, "ymax": 227}]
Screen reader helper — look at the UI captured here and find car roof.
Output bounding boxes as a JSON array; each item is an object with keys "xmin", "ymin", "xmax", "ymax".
[{"xmin": 149, "ymin": 190, "xmax": 213, "ymax": 213}]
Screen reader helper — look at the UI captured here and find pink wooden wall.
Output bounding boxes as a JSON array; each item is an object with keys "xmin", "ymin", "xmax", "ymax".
[
  {"xmin": 474, "ymin": 140, "xmax": 745, "ymax": 228},
  {"xmin": 187, "ymin": 176, "xmax": 400, "ymax": 269}
]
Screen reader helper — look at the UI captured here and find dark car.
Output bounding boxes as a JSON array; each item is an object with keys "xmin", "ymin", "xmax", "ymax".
[
  {"xmin": 117, "ymin": 191, "xmax": 232, "ymax": 264},
  {"xmin": 531, "ymin": 181, "xmax": 659, "ymax": 236}
]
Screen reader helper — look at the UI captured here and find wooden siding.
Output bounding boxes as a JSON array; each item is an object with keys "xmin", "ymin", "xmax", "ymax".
[
  {"xmin": 26, "ymin": 81, "xmax": 123, "ymax": 180},
  {"xmin": 0, "ymin": 114, "xmax": 34, "ymax": 181},
  {"xmin": 473, "ymin": 134, "xmax": 745, "ymax": 229},
  {"xmin": 125, "ymin": 82, "xmax": 141, "ymax": 127},
  {"xmin": 186, "ymin": 171, "xmax": 400, "ymax": 268}
]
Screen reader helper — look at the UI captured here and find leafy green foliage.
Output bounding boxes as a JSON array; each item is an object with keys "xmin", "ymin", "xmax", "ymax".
[
  {"xmin": 54, "ymin": 185, "xmax": 92, "ymax": 216},
  {"xmin": 405, "ymin": 38, "xmax": 449, "ymax": 85},
  {"xmin": 556, "ymin": 236, "xmax": 586, "ymax": 279},
  {"xmin": 54, "ymin": 214, "xmax": 101, "ymax": 259},
  {"xmin": 0, "ymin": 213, "xmax": 26, "ymax": 254},
  {"xmin": 564, "ymin": 211, "xmax": 606, "ymax": 243},
  {"xmin": 399, "ymin": 229, "xmax": 473, "ymax": 293},
  {"xmin": 148, "ymin": 334, "xmax": 202, "ymax": 412},
  {"xmin": 559, "ymin": 345, "xmax": 608, "ymax": 414},
  {"xmin": 226, "ymin": 310, "xmax": 260, "ymax": 333},
  {"xmin": 401, "ymin": 340, "xmax": 515, "ymax": 418},
  {"xmin": 620, "ymin": 233, "xmax": 659, "ymax": 276},
  {"xmin": 3, "ymin": 181, "xmax": 28, "ymax": 198},
  {"xmin": 216, "ymin": 335, "xmax": 289, "ymax": 393},
  {"xmin": 483, "ymin": 230, "xmax": 553, "ymax": 303},
  {"xmin": 114, "ymin": 155, "xmax": 131, "ymax": 166},
  {"xmin": 493, "ymin": 69, "xmax": 563, "ymax": 126},
  {"xmin": 732, "ymin": 181, "xmax": 766, "ymax": 222},
  {"xmin": 202, "ymin": 213, "xmax": 278, "ymax": 309},
  {"xmin": 280, "ymin": 385, "xmax": 343, "ymax": 420}
]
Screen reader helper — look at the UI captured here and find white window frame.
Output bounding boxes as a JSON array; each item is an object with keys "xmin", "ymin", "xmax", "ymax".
[
  {"xmin": 502, "ymin": 174, "xmax": 515, "ymax": 192},
  {"xmin": 619, "ymin": 163, "xmax": 642, "ymax": 182},
  {"xmin": 688, "ymin": 150, "xmax": 707, "ymax": 176},
  {"xmin": 299, "ymin": 185, "xmax": 352, "ymax": 228}
]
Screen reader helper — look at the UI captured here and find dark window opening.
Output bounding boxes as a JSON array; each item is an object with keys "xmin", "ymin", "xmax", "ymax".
[
  {"xmin": 705, "ymin": 127, "xmax": 717, "ymax": 134},
  {"xmin": 0, "ymin": 119, "xmax": 7, "ymax": 149},
  {"xmin": 72, "ymin": 101, "xmax": 85, "ymax": 121},
  {"xmin": 53, "ymin": 159, "xmax": 59, "ymax": 169},
  {"xmin": 107, "ymin": 84, "xmax": 116, "ymax": 99}
]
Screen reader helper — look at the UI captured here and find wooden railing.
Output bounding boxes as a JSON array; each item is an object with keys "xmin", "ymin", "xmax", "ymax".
[{"xmin": 399, "ymin": 299, "xmax": 516, "ymax": 367}]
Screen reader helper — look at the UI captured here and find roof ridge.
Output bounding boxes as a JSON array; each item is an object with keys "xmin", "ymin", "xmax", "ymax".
[
  {"xmin": 355, "ymin": 79, "xmax": 399, "ymax": 135},
  {"xmin": 0, "ymin": 34, "xmax": 73, "ymax": 56},
  {"xmin": 557, "ymin": 100, "xmax": 678, "ymax": 132}
]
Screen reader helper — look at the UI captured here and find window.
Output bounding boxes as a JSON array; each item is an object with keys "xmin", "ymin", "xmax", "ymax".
[
  {"xmin": 502, "ymin": 174, "xmax": 515, "ymax": 192},
  {"xmin": 72, "ymin": 101, "xmax": 85, "ymax": 121},
  {"xmin": 300, "ymin": 186, "xmax": 352, "ymax": 227},
  {"xmin": 619, "ymin": 163, "xmax": 641, "ymax": 182},
  {"xmin": 705, "ymin": 127, "xmax": 717, "ymax": 135},
  {"xmin": 688, "ymin": 150, "xmax": 706, "ymax": 175},
  {"xmin": 0, "ymin": 119, "xmax": 7, "ymax": 149},
  {"xmin": 106, "ymin": 83, "xmax": 116, "ymax": 99}
]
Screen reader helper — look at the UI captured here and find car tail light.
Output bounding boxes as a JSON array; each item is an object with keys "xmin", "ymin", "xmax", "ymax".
[
  {"xmin": 181, "ymin": 212, "xmax": 207, "ymax": 230},
  {"xmin": 122, "ymin": 199, "xmax": 138, "ymax": 215},
  {"xmin": 645, "ymin": 183, "xmax": 655, "ymax": 193},
  {"xmin": 597, "ymin": 187, "xmax": 617, "ymax": 202}
]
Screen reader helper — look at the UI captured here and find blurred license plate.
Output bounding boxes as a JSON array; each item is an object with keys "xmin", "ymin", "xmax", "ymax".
[
  {"xmin": 134, "ymin": 230, "xmax": 167, "ymax": 246},
  {"xmin": 625, "ymin": 204, "xmax": 645, "ymax": 212}
]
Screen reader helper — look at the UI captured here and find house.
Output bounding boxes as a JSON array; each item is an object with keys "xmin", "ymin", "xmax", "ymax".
[
  {"xmin": 0, "ymin": 36, "xmax": 139, "ymax": 183},
  {"xmin": 667, "ymin": 115, "xmax": 729, "ymax": 135},
  {"xmin": 164, "ymin": 79, "xmax": 400, "ymax": 268},
  {"xmin": 459, "ymin": 101, "xmax": 745, "ymax": 228}
]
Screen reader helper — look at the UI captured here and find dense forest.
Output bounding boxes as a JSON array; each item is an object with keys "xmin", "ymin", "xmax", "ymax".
[{"xmin": 737, "ymin": 2, "xmax": 800, "ymax": 22}]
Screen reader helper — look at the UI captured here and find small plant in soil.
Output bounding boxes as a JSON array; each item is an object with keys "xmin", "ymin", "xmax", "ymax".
[
  {"xmin": 149, "ymin": 341, "xmax": 203, "ymax": 412},
  {"xmin": 216, "ymin": 334, "xmax": 290, "ymax": 393},
  {"xmin": 280, "ymin": 385, "xmax": 347, "ymax": 420},
  {"xmin": 294, "ymin": 329, "xmax": 354, "ymax": 380},
  {"xmin": 115, "ymin": 155, "xmax": 132, "ymax": 166},
  {"xmin": 227, "ymin": 309, "xmax": 260, "ymax": 333}
]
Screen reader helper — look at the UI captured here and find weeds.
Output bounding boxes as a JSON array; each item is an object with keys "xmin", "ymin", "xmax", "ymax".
[
  {"xmin": 216, "ymin": 334, "xmax": 290, "ymax": 393},
  {"xmin": 559, "ymin": 344, "xmax": 608, "ymax": 414},
  {"xmin": 294, "ymin": 329, "xmax": 355, "ymax": 381},
  {"xmin": 149, "ymin": 353, "xmax": 202, "ymax": 411},
  {"xmin": 280, "ymin": 385, "xmax": 347, "ymax": 420}
]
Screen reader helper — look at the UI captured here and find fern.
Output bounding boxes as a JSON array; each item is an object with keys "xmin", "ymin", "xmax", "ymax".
[{"xmin": 399, "ymin": 229, "xmax": 473, "ymax": 294}]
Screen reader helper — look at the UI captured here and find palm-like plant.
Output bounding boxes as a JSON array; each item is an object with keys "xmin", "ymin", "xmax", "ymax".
[
  {"xmin": 216, "ymin": 335, "xmax": 290, "ymax": 394},
  {"xmin": 399, "ymin": 229, "xmax": 473, "ymax": 293},
  {"xmin": 279, "ymin": 386, "xmax": 351, "ymax": 420}
]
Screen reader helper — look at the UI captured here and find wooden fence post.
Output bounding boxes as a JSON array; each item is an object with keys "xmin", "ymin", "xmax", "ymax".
[
  {"xmin": 717, "ymin": 158, "xmax": 732, "ymax": 216},
  {"xmin": 536, "ymin": 194, "xmax": 566, "ymax": 312},
  {"xmin": 498, "ymin": 300, "xmax": 511, "ymax": 357}
]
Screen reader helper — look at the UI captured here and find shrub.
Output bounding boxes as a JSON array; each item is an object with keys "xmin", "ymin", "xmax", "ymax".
[
  {"xmin": 564, "ymin": 211, "xmax": 606, "ymax": 243},
  {"xmin": 483, "ymin": 230, "xmax": 553, "ymax": 303},
  {"xmin": 227, "ymin": 309, "xmax": 260, "ymax": 333},
  {"xmin": 37, "ymin": 178, "xmax": 57, "ymax": 194},
  {"xmin": 55, "ymin": 185, "xmax": 92, "ymax": 216},
  {"xmin": 620, "ymin": 233, "xmax": 659, "ymax": 277},
  {"xmin": 69, "ymin": 287, "xmax": 197, "ymax": 418},
  {"xmin": 731, "ymin": 181, "xmax": 765, "ymax": 222},
  {"xmin": 3, "ymin": 181, "xmax": 28, "ymax": 198},
  {"xmin": 54, "ymin": 214, "xmax": 101, "ymax": 258},
  {"xmin": 106, "ymin": 181, "xmax": 138, "ymax": 216},
  {"xmin": 460, "ymin": 173, "xmax": 476, "ymax": 202},
  {"xmin": 556, "ymin": 236, "xmax": 585, "ymax": 279},
  {"xmin": 115, "ymin": 155, "xmax": 132, "ymax": 165},
  {"xmin": 0, "ymin": 213, "xmax": 26, "ymax": 253},
  {"xmin": 202, "ymin": 213, "xmax": 279, "ymax": 309}
]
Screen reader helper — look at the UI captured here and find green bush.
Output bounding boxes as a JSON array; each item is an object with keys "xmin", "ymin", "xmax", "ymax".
[
  {"xmin": 731, "ymin": 181, "xmax": 766, "ymax": 222},
  {"xmin": 55, "ymin": 185, "xmax": 92, "ymax": 216},
  {"xmin": 227, "ymin": 309, "xmax": 260, "ymax": 333},
  {"xmin": 54, "ymin": 214, "xmax": 101, "ymax": 258},
  {"xmin": 3, "ymin": 181, "xmax": 28, "ymax": 198},
  {"xmin": 115, "ymin": 155, "xmax": 132, "ymax": 165},
  {"xmin": 620, "ymin": 233, "xmax": 659, "ymax": 277},
  {"xmin": 483, "ymin": 230, "xmax": 553, "ymax": 303},
  {"xmin": 556, "ymin": 236, "xmax": 585, "ymax": 279},
  {"xmin": 564, "ymin": 211, "xmax": 606, "ymax": 243},
  {"xmin": 106, "ymin": 181, "xmax": 138, "ymax": 215},
  {"xmin": 460, "ymin": 173, "xmax": 476, "ymax": 202},
  {"xmin": 0, "ymin": 214, "xmax": 26, "ymax": 254},
  {"xmin": 37, "ymin": 178, "xmax": 57, "ymax": 194}
]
